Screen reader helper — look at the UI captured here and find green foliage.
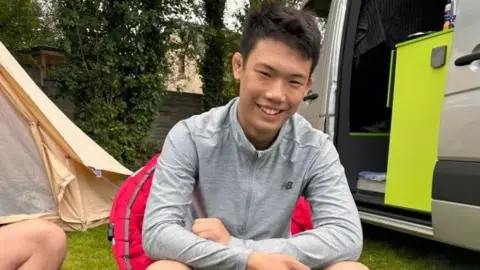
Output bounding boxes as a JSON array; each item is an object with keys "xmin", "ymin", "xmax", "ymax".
[
  {"xmin": 52, "ymin": 0, "xmax": 196, "ymax": 169},
  {"xmin": 35, "ymin": 0, "xmax": 64, "ymax": 47},
  {"xmin": 0, "ymin": 0, "xmax": 42, "ymax": 51},
  {"xmin": 221, "ymin": 30, "xmax": 241, "ymax": 103},
  {"xmin": 200, "ymin": 0, "xmax": 228, "ymax": 112},
  {"xmin": 0, "ymin": 0, "xmax": 62, "ymax": 70}
]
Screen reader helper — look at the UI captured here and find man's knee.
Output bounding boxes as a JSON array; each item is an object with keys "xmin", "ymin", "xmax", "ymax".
[
  {"xmin": 324, "ymin": 261, "xmax": 370, "ymax": 270},
  {"xmin": 147, "ymin": 260, "xmax": 192, "ymax": 270}
]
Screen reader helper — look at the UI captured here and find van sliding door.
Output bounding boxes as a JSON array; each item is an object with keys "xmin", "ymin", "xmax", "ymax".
[
  {"xmin": 300, "ymin": 0, "xmax": 344, "ymax": 135},
  {"xmin": 432, "ymin": 0, "xmax": 480, "ymax": 252}
]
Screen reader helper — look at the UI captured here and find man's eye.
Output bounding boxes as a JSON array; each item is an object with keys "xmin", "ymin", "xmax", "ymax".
[
  {"xmin": 290, "ymin": 81, "xmax": 302, "ymax": 86},
  {"xmin": 258, "ymin": 71, "xmax": 270, "ymax": 77}
]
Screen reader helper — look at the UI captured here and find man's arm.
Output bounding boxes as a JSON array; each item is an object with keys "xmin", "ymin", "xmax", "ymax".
[
  {"xmin": 142, "ymin": 121, "xmax": 251, "ymax": 270},
  {"xmin": 227, "ymin": 137, "xmax": 363, "ymax": 269}
]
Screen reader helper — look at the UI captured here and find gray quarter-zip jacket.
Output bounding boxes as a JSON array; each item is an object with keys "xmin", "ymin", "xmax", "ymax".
[{"xmin": 142, "ymin": 97, "xmax": 363, "ymax": 270}]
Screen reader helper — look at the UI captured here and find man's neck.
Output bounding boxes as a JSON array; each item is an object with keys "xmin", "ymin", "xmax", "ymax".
[
  {"xmin": 245, "ymin": 132, "xmax": 278, "ymax": 150},
  {"xmin": 236, "ymin": 107, "xmax": 278, "ymax": 151}
]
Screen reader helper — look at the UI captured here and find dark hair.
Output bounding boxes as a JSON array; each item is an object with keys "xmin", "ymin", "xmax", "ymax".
[{"xmin": 240, "ymin": 1, "xmax": 322, "ymax": 75}]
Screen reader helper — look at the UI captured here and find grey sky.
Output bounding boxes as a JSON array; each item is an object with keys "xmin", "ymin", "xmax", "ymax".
[{"xmin": 224, "ymin": 0, "xmax": 248, "ymax": 30}]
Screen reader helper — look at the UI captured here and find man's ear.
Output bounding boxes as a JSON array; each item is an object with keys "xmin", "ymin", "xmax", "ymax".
[
  {"xmin": 232, "ymin": 52, "xmax": 243, "ymax": 80},
  {"xmin": 306, "ymin": 76, "xmax": 313, "ymax": 91}
]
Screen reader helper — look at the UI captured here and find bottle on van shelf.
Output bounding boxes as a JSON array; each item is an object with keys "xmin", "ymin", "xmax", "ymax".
[
  {"xmin": 443, "ymin": 0, "xmax": 456, "ymax": 30},
  {"xmin": 450, "ymin": 0, "xmax": 456, "ymax": 28},
  {"xmin": 443, "ymin": 0, "xmax": 451, "ymax": 30}
]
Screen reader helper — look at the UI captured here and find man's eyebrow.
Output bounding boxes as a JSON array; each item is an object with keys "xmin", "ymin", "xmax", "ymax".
[
  {"xmin": 256, "ymin": 62, "xmax": 307, "ymax": 80},
  {"xmin": 256, "ymin": 63, "xmax": 276, "ymax": 72},
  {"xmin": 290, "ymin": 73, "xmax": 308, "ymax": 80}
]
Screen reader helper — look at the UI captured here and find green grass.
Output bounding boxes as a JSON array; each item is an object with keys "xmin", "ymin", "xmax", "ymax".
[
  {"xmin": 360, "ymin": 224, "xmax": 479, "ymax": 270},
  {"xmin": 64, "ymin": 223, "xmax": 480, "ymax": 270},
  {"xmin": 63, "ymin": 224, "xmax": 116, "ymax": 270}
]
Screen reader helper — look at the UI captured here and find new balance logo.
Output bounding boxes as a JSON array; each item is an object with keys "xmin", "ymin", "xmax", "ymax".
[{"xmin": 282, "ymin": 181, "xmax": 293, "ymax": 190}]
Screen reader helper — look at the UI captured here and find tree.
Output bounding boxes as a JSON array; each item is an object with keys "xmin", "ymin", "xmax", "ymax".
[
  {"xmin": 221, "ymin": 29, "xmax": 242, "ymax": 103},
  {"xmin": 0, "ymin": 0, "xmax": 42, "ymax": 52},
  {"xmin": 199, "ymin": 0, "xmax": 228, "ymax": 112},
  {"xmin": 52, "ymin": 0, "xmax": 197, "ymax": 169},
  {"xmin": 36, "ymin": 0, "xmax": 64, "ymax": 47}
]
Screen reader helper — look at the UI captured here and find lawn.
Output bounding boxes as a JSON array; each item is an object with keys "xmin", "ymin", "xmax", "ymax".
[{"xmin": 63, "ymin": 223, "xmax": 480, "ymax": 270}]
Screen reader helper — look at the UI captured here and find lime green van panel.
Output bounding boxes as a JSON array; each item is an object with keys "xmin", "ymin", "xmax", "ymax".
[{"xmin": 385, "ymin": 30, "xmax": 453, "ymax": 212}]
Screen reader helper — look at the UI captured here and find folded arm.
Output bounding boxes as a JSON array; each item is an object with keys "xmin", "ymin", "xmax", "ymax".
[
  {"xmin": 142, "ymin": 122, "xmax": 251, "ymax": 270},
  {"xmin": 228, "ymin": 137, "xmax": 363, "ymax": 269}
]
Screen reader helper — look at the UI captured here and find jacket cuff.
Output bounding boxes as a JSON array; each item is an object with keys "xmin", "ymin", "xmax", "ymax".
[
  {"xmin": 236, "ymin": 248, "xmax": 252, "ymax": 270},
  {"xmin": 228, "ymin": 236, "xmax": 246, "ymax": 249}
]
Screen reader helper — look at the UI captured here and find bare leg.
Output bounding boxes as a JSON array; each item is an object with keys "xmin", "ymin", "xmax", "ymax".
[
  {"xmin": 0, "ymin": 219, "xmax": 67, "ymax": 270},
  {"xmin": 146, "ymin": 259, "xmax": 368, "ymax": 270},
  {"xmin": 324, "ymin": 261, "xmax": 370, "ymax": 270},
  {"xmin": 147, "ymin": 260, "xmax": 192, "ymax": 270}
]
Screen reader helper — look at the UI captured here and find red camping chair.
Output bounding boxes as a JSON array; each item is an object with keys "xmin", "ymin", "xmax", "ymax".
[
  {"xmin": 108, "ymin": 153, "xmax": 312, "ymax": 270},
  {"xmin": 291, "ymin": 196, "xmax": 313, "ymax": 235}
]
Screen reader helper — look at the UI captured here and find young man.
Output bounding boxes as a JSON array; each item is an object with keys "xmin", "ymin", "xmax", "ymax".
[
  {"xmin": 0, "ymin": 219, "xmax": 68, "ymax": 269},
  {"xmin": 143, "ymin": 3, "xmax": 368, "ymax": 270}
]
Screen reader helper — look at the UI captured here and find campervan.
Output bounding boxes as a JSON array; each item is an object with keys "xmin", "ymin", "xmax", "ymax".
[{"xmin": 300, "ymin": 0, "xmax": 480, "ymax": 251}]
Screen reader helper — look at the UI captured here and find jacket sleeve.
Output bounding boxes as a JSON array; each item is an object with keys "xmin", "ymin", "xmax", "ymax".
[
  {"xmin": 142, "ymin": 121, "xmax": 251, "ymax": 270},
  {"xmin": 227, "ymin": 136, "xmax": 363, "ymax": 269}
]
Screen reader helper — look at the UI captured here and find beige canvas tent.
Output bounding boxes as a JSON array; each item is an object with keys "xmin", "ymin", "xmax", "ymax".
[{"xmin": 0, "ymin": 42, "xmax": 132, "ymax": 231}]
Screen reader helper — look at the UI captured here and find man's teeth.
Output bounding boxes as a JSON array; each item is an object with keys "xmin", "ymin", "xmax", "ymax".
[{"xmin": 260, "ymin": 106, "xmax": 280, "ymax": 115}]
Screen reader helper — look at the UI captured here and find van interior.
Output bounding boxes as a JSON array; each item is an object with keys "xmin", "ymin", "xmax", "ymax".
[
  {"xmin": 350, "ymin": 0, "xmax": 445, "ymax": 134},
  {"xmin": 329, "ymin": 0, "xmax": 447, "ymax": 222}
]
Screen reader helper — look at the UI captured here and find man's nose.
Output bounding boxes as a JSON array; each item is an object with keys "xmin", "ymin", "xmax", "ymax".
[{"xmin": 265, "ymin": 80, "xmax": 286, "ymax": 103}]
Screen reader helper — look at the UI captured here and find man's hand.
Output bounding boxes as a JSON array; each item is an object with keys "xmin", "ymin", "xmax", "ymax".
[
  {"xmin": 192, "ymin": 218, "xmax": 231, "ymax": 245},
  {"xmin": 247, "ymin": 252, "xmax": 310, "ymax": 270}
]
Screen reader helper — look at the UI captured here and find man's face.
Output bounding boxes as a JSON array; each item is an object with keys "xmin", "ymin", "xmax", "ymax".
[{"xmin": 232, "ymin": 38, "xmax": 313, "ymax": 138}]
